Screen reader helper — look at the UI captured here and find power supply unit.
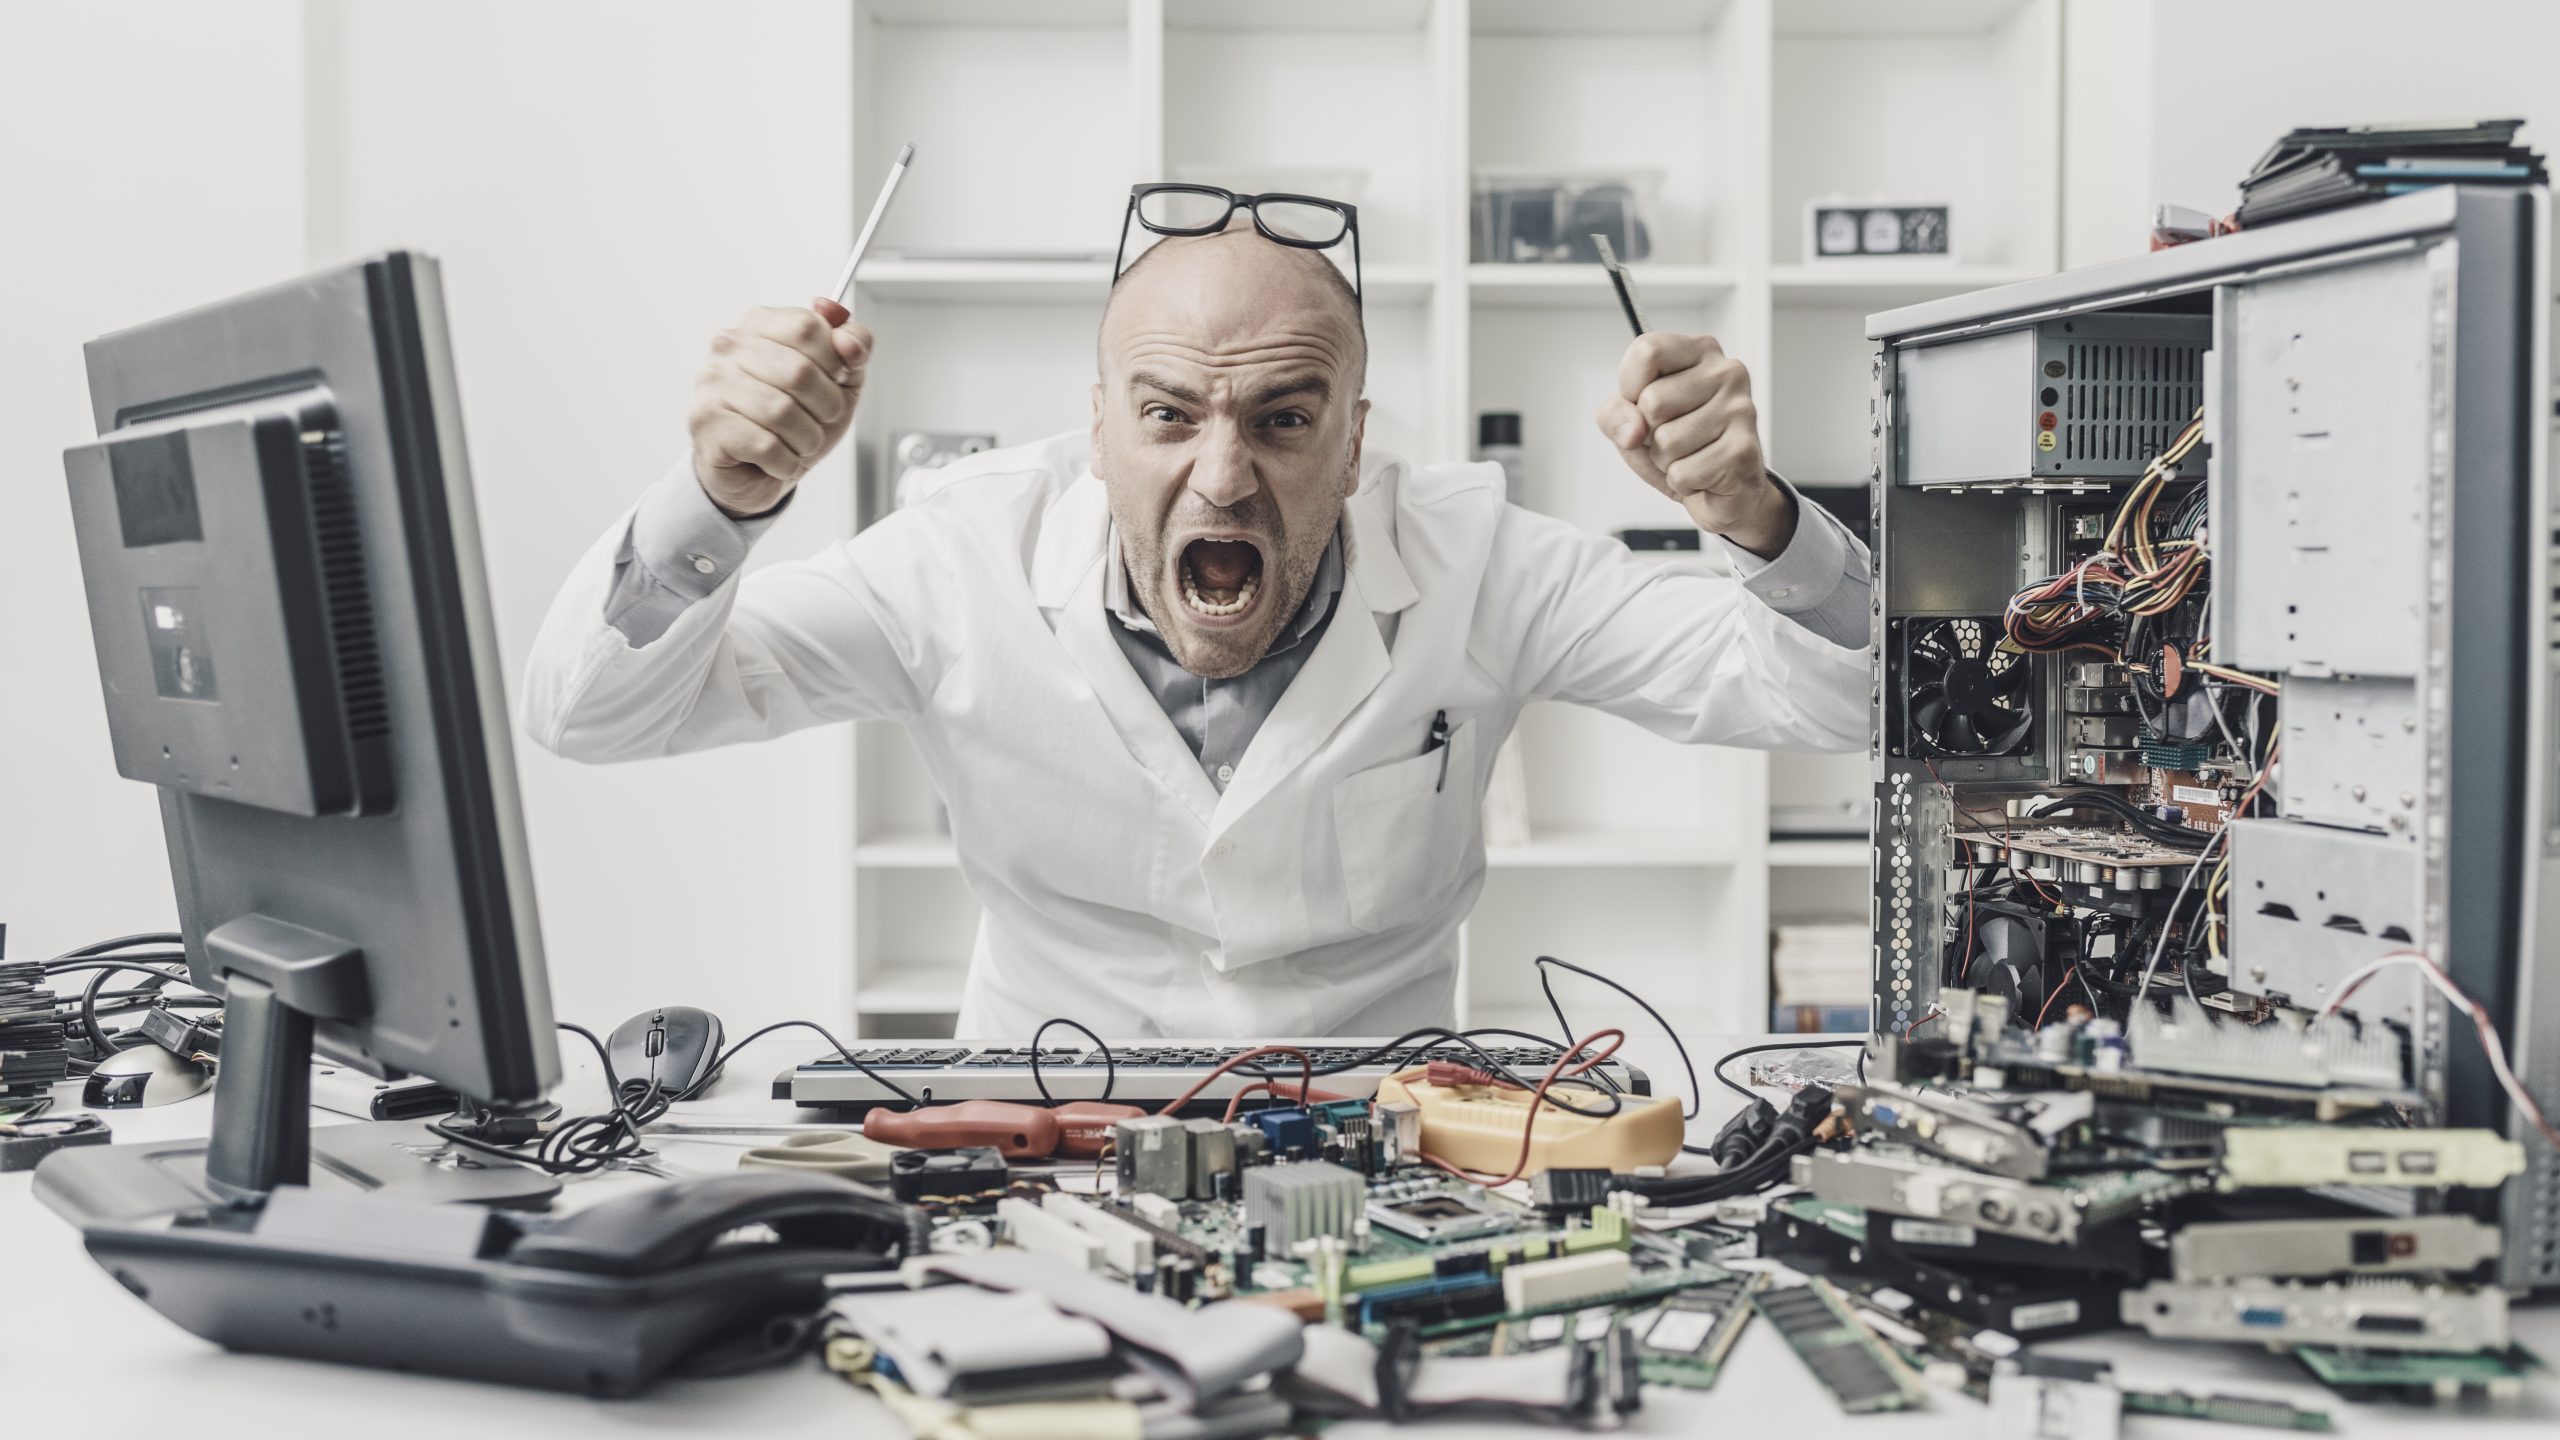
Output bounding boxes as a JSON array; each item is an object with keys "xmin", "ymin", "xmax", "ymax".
[{"xmin": 1893, "ymin": 313, "xmax": 2209, "ymax": 486}]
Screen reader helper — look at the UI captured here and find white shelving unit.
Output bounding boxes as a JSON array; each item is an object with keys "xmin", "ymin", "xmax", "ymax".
[{"xmin": 841, "ymin": 0, "xmax": 2060, "ymax": 1038}]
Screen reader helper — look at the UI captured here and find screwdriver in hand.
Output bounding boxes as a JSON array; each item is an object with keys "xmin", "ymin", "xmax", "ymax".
[{"xmin": 812, "ymin": 141, "xmax": 916, "ymax": 366}]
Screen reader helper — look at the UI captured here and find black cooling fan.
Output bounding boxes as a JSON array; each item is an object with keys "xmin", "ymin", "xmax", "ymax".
[
  {"xmin": 1901, "ymin": 618, "xmax": 2034, "ymax": 758},
  {"xmin": 1952, "ymin": 900, "xmax": 2059, "ymax": 1022}
]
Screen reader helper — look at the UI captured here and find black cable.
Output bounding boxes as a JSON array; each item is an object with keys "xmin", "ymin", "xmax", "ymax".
[
  {"xmin": 705, "ymin": 1019, "xmax": 923, "ymax": 1110},
  {"xmin": 1028, "ymin": 1017, "xmax": 1115, "ymax": 1105},
  {"xmin": 40, "ymin": 957, "xmax": 189, "ymax": 978},
  {"xmin": 429, "ymin": 1022, "xmax": 674, "ymax": 1176},
  {"xmin": 1231, "ymin": 1025, "xmax": 1623, "ymax": 1119},
  {"xmin": 2027, "ymin": 790, "xmax": 2211, "ymax": 850},
  {"xmin": 81, "ymin": 965, "xmax": 174, "ymax": 1056},
  {"xmin": 44, "ymin": 933, "xmax": 184, "ymax": 962},
  {"xmin": 1532, "ymin": 955, "xmax": 1703, "ymax": 1122}
]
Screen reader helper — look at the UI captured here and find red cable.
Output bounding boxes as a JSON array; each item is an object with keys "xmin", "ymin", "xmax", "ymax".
[
  {"xmin": 1157, "ymin": 1045, "xmax": 1314, "ymax": 1118},
  {"xmin": 1220, "ymin": 1078, "xmax": 1351, "ymax": 1122}
]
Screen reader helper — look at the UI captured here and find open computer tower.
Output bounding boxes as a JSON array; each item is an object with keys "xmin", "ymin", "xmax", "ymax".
[{"xmin": 1859, "ymin": 187, "xmax": 2556, "ymax": 1291}]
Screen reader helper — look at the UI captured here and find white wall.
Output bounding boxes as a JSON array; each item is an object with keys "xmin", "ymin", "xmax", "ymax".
[
  {"xmin": 2063, "ymin": 0, "xmax": 2560, "ymax": 267},
  {"xmin": 4, "ymin": 0, "xmax": 859, "ymax": 1033},
  {"xmin": 0, "ymin": 0, "xmax": 307, "ymax": 961},
  {"xmin": 306, "ymin": 0, "xmax": 860, "ymax": 1030}
]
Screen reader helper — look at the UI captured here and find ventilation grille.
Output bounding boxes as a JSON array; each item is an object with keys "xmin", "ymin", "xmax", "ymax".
[
  {"xmin": 2060, "ymin": 340, "xmax": 2203, "ymax": 464},
  {"xmin": 302, "ymin": 430, "xmax": 389, "ymax": 742}
]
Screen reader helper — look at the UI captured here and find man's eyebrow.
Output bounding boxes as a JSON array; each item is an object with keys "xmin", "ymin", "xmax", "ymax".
[
  {"xmin": 1128, "ymin": 371, "xmax": 1206, "ymax": 406},
  {"xmin": 1246, "ymin": 374, "xmax": 1331, "ymax": 410}
]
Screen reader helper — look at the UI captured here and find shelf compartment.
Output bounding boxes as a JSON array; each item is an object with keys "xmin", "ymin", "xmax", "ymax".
[
  {"xmin": 1469, "ymin": 9, "xmax": 1758, "ymax": 268},
  {"xmin": 1163, "ymin": 2, "xmax": 1436, "ymax": 267},
  {"xmin": 1769, "ymin": 0, "xmax": 2057, "ymax": 270},
  {"xmin": 854, "ymin": 1, "xmax": 1135, "ymax": 260}
]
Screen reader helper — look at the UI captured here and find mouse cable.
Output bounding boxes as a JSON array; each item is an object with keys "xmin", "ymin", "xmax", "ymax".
[{"xmin": 697, "ymin": 1017, "xmax": 925, "ymax": 1110}]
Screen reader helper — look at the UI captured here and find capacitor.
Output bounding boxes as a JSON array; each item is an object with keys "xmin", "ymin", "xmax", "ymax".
[
  {"xmin": 1246, "ymin": 1224, "xmax": 1266, "ymax": 1266},
  {"xmin": 2036, "ymin": 1022, "xmax": 2075, "ymax": 1062},
  {"xmin": 2088, "ymin": 1018, "xmax": 2129, "ymax": 1073}
]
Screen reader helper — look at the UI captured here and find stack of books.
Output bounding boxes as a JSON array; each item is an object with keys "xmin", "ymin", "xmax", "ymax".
[
  {"xmin": 2238, "ymin": 119, "xmax": 2545, "ymax": 228},
  {"xmin": 1770, "ymin": 922, "xmax": 1869, "ymax": 1034}
]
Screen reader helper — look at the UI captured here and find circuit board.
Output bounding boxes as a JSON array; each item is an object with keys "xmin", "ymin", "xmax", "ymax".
[
  {"xmin": 943, "ymin": 1164, "xmax": 1738, "ymax": 1348},
  {"xmin": 2122, "ymin": 1389, "xmax": 2336, "ymax": 1431},
  {"xmin": 2293, "ymin": 1343, "xmax": 2543, "ymax": 1405}
]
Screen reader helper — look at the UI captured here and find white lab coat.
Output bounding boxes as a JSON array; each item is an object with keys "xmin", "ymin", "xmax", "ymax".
[{"xmin": 520, "ymin": 432, "xmax": 1869, "ymax": 1038}]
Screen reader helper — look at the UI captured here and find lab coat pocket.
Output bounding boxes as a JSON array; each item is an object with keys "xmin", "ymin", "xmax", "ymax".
[{"xmin": 1333, "ymin": 720, "xmax": 1478, "ymax": 934}]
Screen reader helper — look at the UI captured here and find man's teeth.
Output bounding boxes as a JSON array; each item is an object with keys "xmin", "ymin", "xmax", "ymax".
[{"xmin": 1180, "ymin": 560, "xmax": 1257, "ymax": 618}]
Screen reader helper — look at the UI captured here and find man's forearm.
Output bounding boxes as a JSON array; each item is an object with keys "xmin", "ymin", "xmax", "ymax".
[{"xmin": 1715, "ymin": 472, "xmax": 1871, "ymax": 650}]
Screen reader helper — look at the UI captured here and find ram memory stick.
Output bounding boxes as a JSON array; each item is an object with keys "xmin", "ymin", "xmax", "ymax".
[
  {"xmin": 1631, "ymin": 1271, "xmax": 1763, "ymax": 1390},
  {"xmin": 1752, "ymin": 1278, "xmax": 1926, "ymax": 1414}
]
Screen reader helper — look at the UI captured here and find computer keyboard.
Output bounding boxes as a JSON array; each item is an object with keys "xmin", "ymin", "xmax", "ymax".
[{"xmin": 775, "ymin": 1038, "xmax": 1652, "ymax": 1116}]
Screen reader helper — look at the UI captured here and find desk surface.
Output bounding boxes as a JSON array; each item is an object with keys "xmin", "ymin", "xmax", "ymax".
[{"xmin": 6, "ymin": 1031, "xmax": 2555, "ymax": 1437}]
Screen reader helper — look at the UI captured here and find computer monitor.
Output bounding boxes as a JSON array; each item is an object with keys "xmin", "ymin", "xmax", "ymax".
[{"xmin": 36, "ymin": 252, "xmax": 562, "ymax": 1222}]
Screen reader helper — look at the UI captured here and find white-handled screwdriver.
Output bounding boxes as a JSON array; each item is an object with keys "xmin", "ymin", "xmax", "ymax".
[{"xmin": 829, "ymin": 142, "xmax": 916, "ymax": 305}]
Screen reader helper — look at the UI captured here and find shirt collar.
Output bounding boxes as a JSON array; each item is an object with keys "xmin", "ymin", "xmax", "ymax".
[{"xmin": 1105, "ymin": 525, "xmax": 1344, "ymax": 653}]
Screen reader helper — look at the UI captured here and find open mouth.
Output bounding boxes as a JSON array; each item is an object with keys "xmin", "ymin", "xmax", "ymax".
[{"xmin": 1178, "ymin": 537, "xmax": 1266, "ymax": 623}]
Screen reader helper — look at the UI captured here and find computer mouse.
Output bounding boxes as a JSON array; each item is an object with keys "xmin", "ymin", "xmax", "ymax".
[
  {"xmin": 606, "ymin": 1006, "xmax": 725, "ymax": 1102},
  {"xmin": 84, "ymin": 1045, "xmax": 214, "ymax": 1108}
]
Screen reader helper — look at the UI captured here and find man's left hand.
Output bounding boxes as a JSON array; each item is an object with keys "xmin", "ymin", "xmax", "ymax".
[{"xmin": 1596, "ymin": 333, "xmax": 1796, "ymax": 559}]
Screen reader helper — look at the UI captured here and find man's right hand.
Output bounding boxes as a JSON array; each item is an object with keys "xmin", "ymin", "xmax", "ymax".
[{"xmin": 688, "ymin": 298, "xmax": 872, "ymax": 518}]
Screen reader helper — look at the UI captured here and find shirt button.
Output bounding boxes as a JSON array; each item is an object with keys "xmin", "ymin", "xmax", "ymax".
[
  {"xmin": 1215, "ymin": 764, "xmax": 1235, "ymax": 784},
  {"xmin": 688, "ymin": 554, "xmax": 717, "ymax": 575},
  {"xmin": 1771, "ymin": 585, "xmax": 1793, "ymax": 599},
  {"xmin": 1209, "ymin": 840, "xmax": 1233, "ymax": 860}
]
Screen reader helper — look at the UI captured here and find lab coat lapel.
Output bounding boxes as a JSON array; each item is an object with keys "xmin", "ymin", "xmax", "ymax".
[
  {"xmin": 1035, "ymin": 473, "xmax": 1221, "ymax": 826},
  {"xmin": 1210, "ymin": 476, "xmax": 1418, "ymax": 835}
]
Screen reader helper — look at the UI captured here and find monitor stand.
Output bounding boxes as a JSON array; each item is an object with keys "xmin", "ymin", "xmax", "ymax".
[{"xmin": 32, "ymin": 917, "xmax": 558, "ymax": 1226}]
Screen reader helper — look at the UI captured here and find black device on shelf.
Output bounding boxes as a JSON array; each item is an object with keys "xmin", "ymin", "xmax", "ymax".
[
  {"xmin": 779, "ymin": 1041, "xmax": 1651, "ymax": 1116},
  {"xmin": 40, "ymin": 251, "xmax": 562, "ymax": 1224}
]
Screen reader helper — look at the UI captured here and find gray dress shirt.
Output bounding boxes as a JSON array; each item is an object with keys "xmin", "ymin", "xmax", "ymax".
[{"xmin": 602, "ymin": 462, "xmax": 1873, "ymax": 785}]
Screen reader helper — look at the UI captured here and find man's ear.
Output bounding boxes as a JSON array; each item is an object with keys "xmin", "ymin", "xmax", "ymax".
[
  {"xmin": 1342, "ymin": 398, "xmax": 1371, "ymax": 497},
  {"xmin": 1090, "ymin": 381, "xmax": 1105, "ymax": 455}
]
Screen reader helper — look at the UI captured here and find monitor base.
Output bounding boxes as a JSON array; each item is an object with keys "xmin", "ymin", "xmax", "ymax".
[{"xmin": 32, "ymin": 1118, "xmax": 560, "ymax": 1226}]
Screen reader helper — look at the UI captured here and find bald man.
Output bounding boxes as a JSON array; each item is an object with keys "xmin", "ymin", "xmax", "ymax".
[{"xmin": 522, "ymin": 213, "xmax": 1872, "ymax": 1039}]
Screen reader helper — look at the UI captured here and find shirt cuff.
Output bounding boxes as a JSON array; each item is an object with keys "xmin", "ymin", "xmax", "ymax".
[
  {"xmin": 1717, "ymin": 471, "xmax": 1853, "ymax": 616},
  {"xmin": 602, "ymin": 458, "xmax": 791, "ymax": 645},
  {"xmin": 628, "ymin": 457, "xmax": 789, "ymax": 600}
]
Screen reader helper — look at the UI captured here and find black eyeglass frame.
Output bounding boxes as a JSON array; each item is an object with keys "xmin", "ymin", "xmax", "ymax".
[{"xmin": 1111, "ymin": 183, "xmax": 1363, "ymax": 315}]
